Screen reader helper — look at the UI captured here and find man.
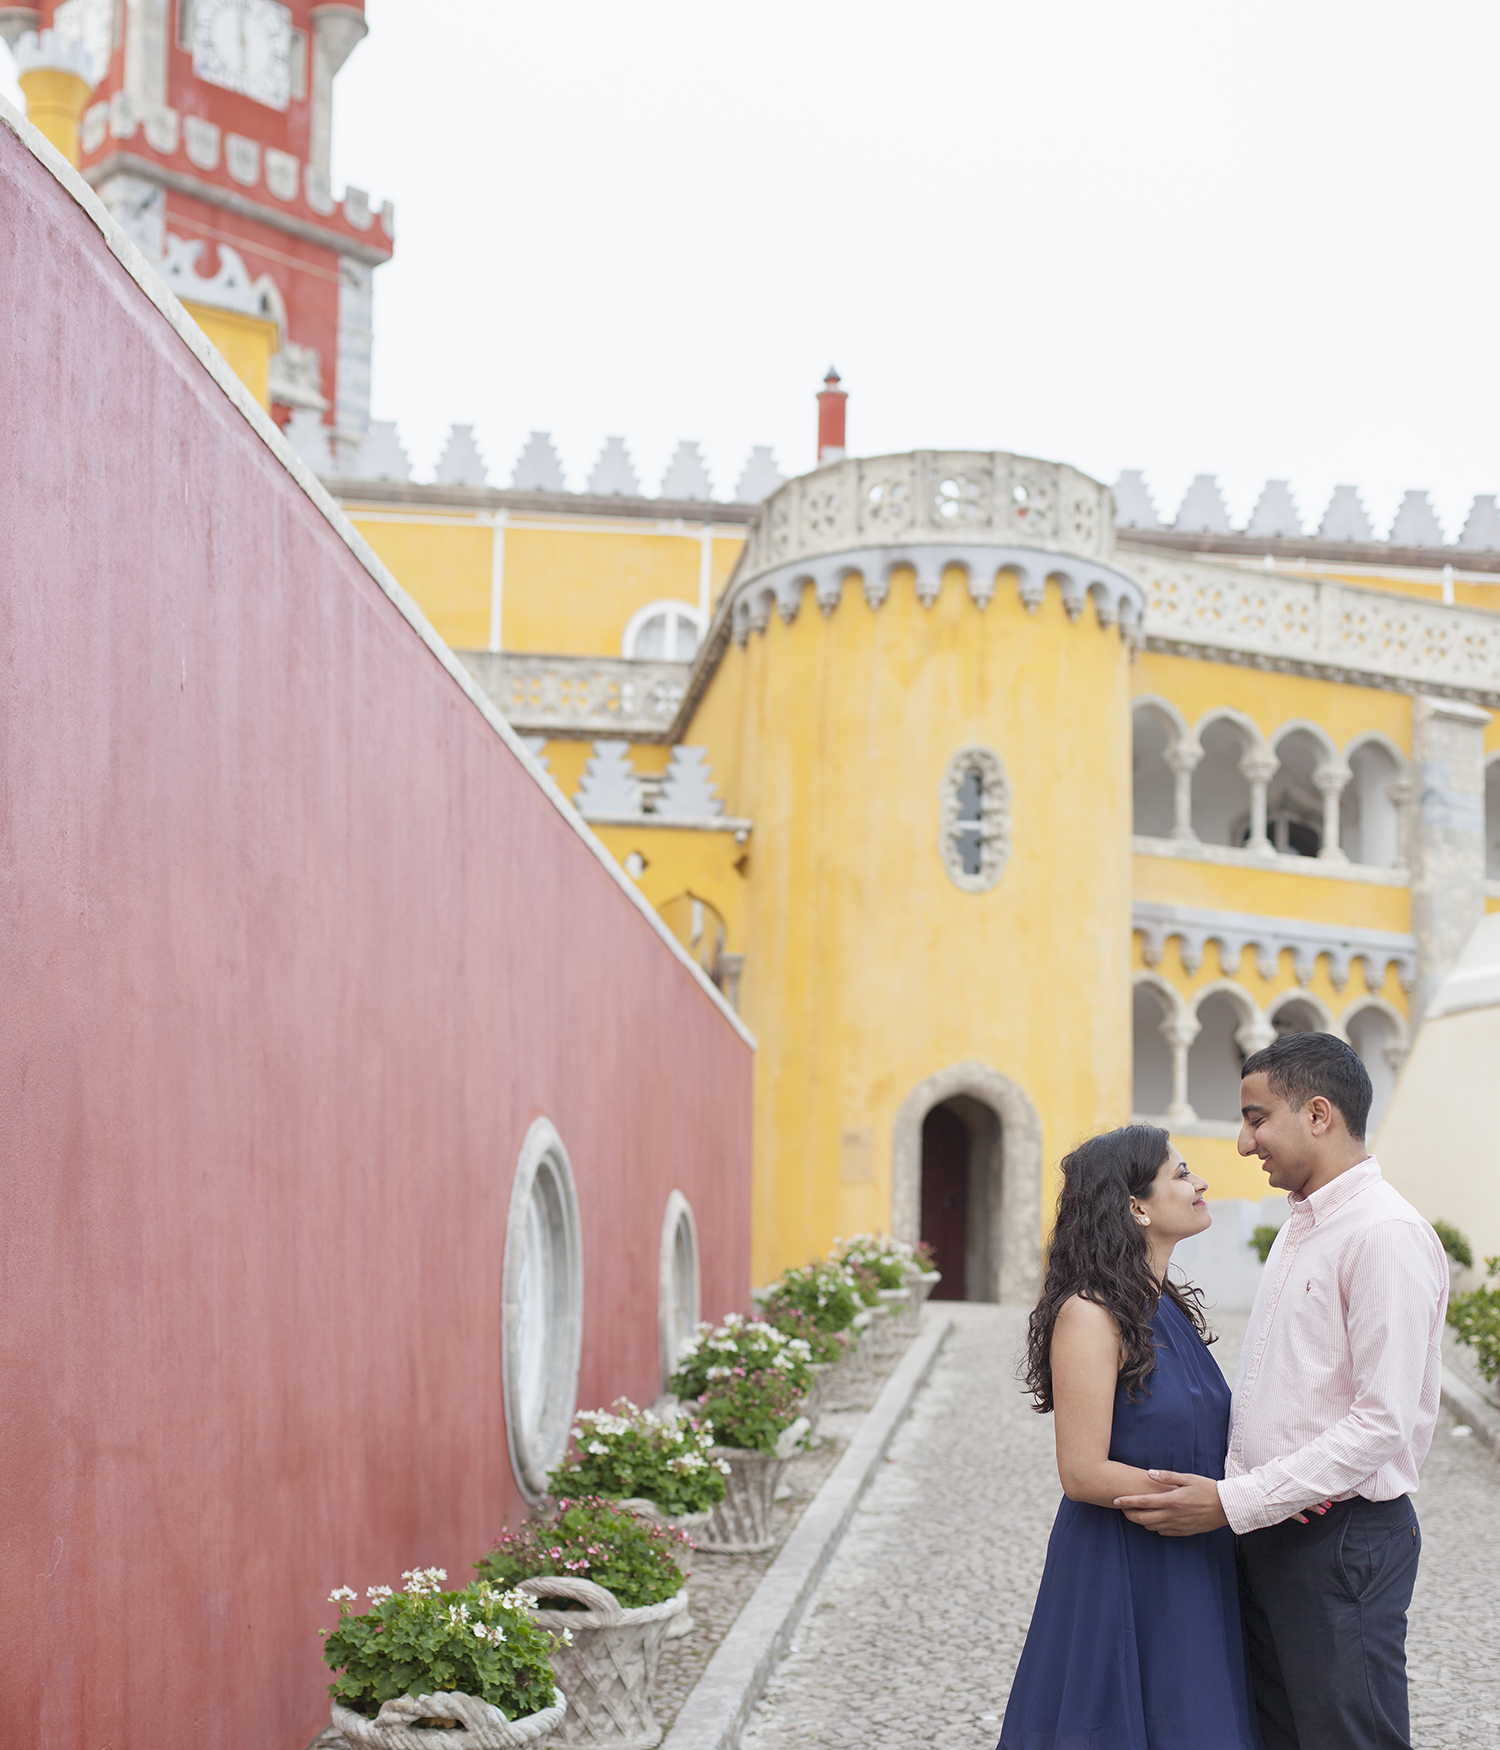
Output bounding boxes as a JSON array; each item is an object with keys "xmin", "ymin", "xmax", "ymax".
[{"xmin": 1114, "ymin": 1031, "xmax": 1449, "ymax": 1750}]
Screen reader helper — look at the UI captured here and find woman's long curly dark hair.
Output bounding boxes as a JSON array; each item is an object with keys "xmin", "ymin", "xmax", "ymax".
[{"xmin": 1024, "ymin": 1125, "xmax": 1212, "ymax": 1413}]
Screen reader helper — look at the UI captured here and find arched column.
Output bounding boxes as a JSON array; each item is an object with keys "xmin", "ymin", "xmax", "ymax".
[
  {"xmin": 1165, "ymin": 742, "xmax": 1202, "ymax": 843},
  {"xmin": 891, "ymin": 1060, "xmax": 1043, "ymax": 1305},
  {"xmin": 1239, "ymin": 748, "xmax": 1279, "ymax": 855}
]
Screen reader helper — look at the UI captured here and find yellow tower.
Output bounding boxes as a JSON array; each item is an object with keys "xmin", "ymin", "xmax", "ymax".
[
  {"xmin": 684, "ymin": 451, "xmax": 1143, "ymax": 1295},
  {"xmin": 14, "ymin": 29, "xmax": 95, "ymax": 166}
]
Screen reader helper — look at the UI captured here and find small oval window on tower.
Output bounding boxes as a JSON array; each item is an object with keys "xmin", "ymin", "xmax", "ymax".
[{"xmin": 940, "ymin": 746, "xmax": 1010, "ymax": 892}]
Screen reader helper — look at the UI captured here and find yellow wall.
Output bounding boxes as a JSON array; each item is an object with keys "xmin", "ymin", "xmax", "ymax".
[
  {"xmin": 346, "ymin": 510, "xmax": 745, "ymax": 657},
  {"xmin": 685, "ymin": 568, "xmax": 1136, "ymax": 1285},
  {"xmin": 182, "ymin": 304, "xmax": 278, "ymax": 411}
]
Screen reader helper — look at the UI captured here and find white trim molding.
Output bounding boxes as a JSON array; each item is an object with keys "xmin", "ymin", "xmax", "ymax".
[
  {"xmin": 1133, "ymin": 900, "xmax": 1417, "ymax": 992},
  {"xmin": 502, "ymin": 1119, "xmax": 585, "ymax": 1503},
  {"xmin": 657, "ymin": 1190, "xmax": 701, "ymax": 1393},
  {"xmin": 938, "ymin": 745, "xmax": 1010, "ymax": 893},
  {"xmin": 1132, "ymin": 835, "xmax": 1410, "ymax": 888}
]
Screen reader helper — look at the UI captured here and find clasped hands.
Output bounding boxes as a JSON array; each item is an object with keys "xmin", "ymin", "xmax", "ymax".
[{"xmin": 1114, "ymin": 1471, "xmax": 1334, "ymax": 1535}]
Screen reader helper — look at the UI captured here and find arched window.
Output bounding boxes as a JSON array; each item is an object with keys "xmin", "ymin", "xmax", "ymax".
[
  {"xmin": 1186, "ymin": 992, "xmax": 1253, "ymax": 1121},
  {"xmin": 939, "ymin": 746, "xmax": 1010, "ymax": 892},
  {"xmin": 1270, "ymin": 997, "xmax": 1326, "ymax": 1037},
  {"xmin": 1192, "ymin": 719, "xmax": 1253, "ymax": 847},
  {"xmin": 1340, "ymin": 741, "xmax": 1403, "ymax": 868},
  {"xmin": 1263, "ymin": 730, "xmax": 1326, "ymax": 856},
  {"xmin": 1132, "ymin": 707, "xmax": 1176, "ymax": 838},
  {"xmin": 622, "ymin": 600, "xmax": 704, "ymax": 661},
  {"xmin": 502, "ymin": 1119, "xmax": 584, "ymax": 1501},
  {"xmin": 1346, "ymin": 1007, "xmax": 1403, "ymax": 1136},
  {"xmin": 1132, "ymin": 982, "xmax": 1174, "ymax": 1116},
  {"xmin": 658, "ymin": 1192, "xmax": 701, "ymax": 1390}
]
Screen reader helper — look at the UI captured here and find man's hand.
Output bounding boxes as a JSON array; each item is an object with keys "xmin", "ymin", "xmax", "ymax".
[{"xmin": 1114, "ymin": 1470, "xmax": 1229, "ymax": 1536}]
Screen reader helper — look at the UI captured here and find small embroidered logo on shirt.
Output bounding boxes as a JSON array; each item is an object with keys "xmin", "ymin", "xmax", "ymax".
[{"xmin": 1305, "ymin": 1280, "xmax": 1312, "ymax": 1292}]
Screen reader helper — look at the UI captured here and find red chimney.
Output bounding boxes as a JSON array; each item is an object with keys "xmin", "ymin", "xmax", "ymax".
[{"xmin": 817, "ymin": 366, "xmax": 847, "ymax": 464}]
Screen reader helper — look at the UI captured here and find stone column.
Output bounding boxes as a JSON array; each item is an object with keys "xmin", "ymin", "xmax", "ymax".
[
  {"xmin": 1162, "ymin": 1012, "xmax": 1200, "ymax": 1122},
  {"xmin": 1239, "ymin": 749, "xmax": 1278, "ymax": 855},
  {"xmin": 1410, "ymin": 696, "xmax": 1491, "ymax": 1022},
  {"xmin": 306, "ymin": 5, "xmax": 368, "ymax": 210},
  {"xmin": 1314, "ymin": 763, "xmax": 1352, "ymax": 862},
  {"xmin": 1166, "ymin": 743, "xmax": 1202, "ymax": 844}
]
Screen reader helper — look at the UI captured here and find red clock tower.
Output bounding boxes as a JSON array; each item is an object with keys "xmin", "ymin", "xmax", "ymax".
[{"xmin": 6, "ymin": 0, "xmax": 390, "ymax": 465}]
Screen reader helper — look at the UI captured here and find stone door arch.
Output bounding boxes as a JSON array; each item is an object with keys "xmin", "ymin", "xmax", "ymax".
[{"xmin": 891, "ymin": 1061, "xmax": 1042, "ymax": 1304}]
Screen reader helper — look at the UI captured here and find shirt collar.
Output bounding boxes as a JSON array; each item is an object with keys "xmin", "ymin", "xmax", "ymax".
[{"xmin": 1288, "ymin": 1155, "xmax": 1381, "ymax": 1224}]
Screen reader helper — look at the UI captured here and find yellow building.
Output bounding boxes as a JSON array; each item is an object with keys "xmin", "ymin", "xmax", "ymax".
[{"xmin": 324, "ymin": 423, "xmax": 1500, "ymax": 1306}]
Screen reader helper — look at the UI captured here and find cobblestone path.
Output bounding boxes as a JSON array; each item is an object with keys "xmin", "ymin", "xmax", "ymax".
[{"xmin": 742, "ymin": 1303, "xmax": 1500, "ymax": 1750}]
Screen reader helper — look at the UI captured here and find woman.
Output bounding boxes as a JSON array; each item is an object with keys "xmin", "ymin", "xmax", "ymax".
[{"xmin": 998, "ymin": 1125, "xmax": 1261, "ymax": 1750}]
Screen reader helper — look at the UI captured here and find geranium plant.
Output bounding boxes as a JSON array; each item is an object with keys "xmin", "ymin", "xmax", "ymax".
[
  {"xmin": 477, "ymin": 1498, "xmax": 687, "ymax": 1609},
  {"xmin": 669, "ymin": 1312, "xmax": 813, "ymax": 1401},
  {"xmin": 547, "ymin": 1400, "xmax": 727, "ymax": 1516},
  {"xmin": 762, "ymin": 1263, "xmax": 862, "ymax": 1339},
  {"xmin": 760, "ymin": 1297, "xmax": 852, "ymax": 1367},
  {"xmin": 322, "ymin": 1567, "xmax": 558, "ymax": 1723},
  {"xmin": 832, "ymin": 1233, "xmax": 916, "ymax": 1292},
  {"xmin": 694, "ymin": 1365, "xmax": 806, "ymax": 1453}
]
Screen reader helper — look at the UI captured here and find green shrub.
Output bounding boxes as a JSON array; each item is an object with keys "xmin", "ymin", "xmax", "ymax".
[
  {"xmin": 762, "ymin": 1262, "xmax": 863, "ymax": 1336},
  {"xmin": 1433, "ymin": 1220, "xmax": 1474, "ymax": 1270},
  {"xmin": 546, "ymin": 1401, "xmax": 727, "ymax": 1516},
  {"xmin": 694, "ymin": 1364, "xmax": 806, "ymax": 1453},
  {"xmin": 477, "ymin": 1498, "xmax": 687, "ymax": 1609},
  {"xmin": 322, "ymin": 1569, "xmax": 558, "ymax": 1723},
  {"xmin": 1448, "ymin": 1255, "xmax": 1500, "ymax": 1385},
  {"xmin": 669, "ymin": 1312, "xmax": 813, "ymax": 1400},
  {"xmin": 1249, "ymin": 1225, "xmax": 1282, "ymax": 1265}
]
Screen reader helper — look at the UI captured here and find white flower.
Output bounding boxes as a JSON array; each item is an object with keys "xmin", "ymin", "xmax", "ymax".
[
  {"xmin": 587, "ymin": 1441, "xmax": 608, "ymax": 1455},
  {"xmin": 560, "ymin": 1627, "xmax": 575, "ymax": 1645},
  {"xmin": 366, "ymin": 1585, "xmax": 394, "ymax": 1603},
  {"xmin": 327, "ymin": 1586, "xmax": 357, "ymax": 1606}
]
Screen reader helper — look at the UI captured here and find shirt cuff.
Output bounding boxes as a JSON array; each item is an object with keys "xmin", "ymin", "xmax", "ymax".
[{"xmin": 1217, "ymin": 1473, "xmax": 1277, "ymax": 1535}]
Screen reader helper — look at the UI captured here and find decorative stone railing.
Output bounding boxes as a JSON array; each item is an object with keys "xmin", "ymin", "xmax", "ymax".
[
  {"xmin": 725, "ymin": 450, "xmax": 1141, "ymax": 639},
  {"xmin": 1127, "ymin": 552, "xmax": 1500, "ymax": 706},
  {"xmin": 1133, "ymin": 900, "xmax": 1417, "ymax": 992},
  {"xmin": 459, "ymin": 652, "xmax": 690, "ymax": 737}
]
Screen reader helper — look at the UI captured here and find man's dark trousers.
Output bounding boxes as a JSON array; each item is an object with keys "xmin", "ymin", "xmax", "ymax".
[{"xmin": 1237, "ymin": 1495, "xmax": 1421, "ymax": 1750}]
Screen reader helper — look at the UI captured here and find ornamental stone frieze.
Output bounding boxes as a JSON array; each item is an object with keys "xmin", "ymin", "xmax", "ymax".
[
  {"xmin": 1132, "ymin": 900, "xmax": 1417, "ymax": 993},
  {"xmin": 725, "ymin": 451, "xmax": 1145, "ymax": 641},
  {"xmin": 1125, "ymin": 552, "xmax": 1500, "ymax": 707},
  {"xmin": 459, "ymin": 652, "xmax": 689, "ymax": 738}
]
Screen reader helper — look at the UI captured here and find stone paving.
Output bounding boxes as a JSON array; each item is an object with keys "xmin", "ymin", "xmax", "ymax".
[{"xmin": 741, "ymin": 1303, "xmax": 1500, "ymax": 1750}]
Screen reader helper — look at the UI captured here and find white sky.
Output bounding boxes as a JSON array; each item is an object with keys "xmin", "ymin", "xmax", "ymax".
[{"xmin": 8, "ymin": 1, "xmax": 1500, "ymax": 536}]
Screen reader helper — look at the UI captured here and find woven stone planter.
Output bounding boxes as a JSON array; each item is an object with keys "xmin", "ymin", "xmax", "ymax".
[
  {"xmin": 871, "ymin": 1287, "xmax": 913, "ymax": 1362},
  {"xmin": 696, "ymin": 1418, "xmax": 808, "ymax": 1553},
  {"xmin": 521, "ymin": 1575, "xmax": 685, "ymax": 1750},
  {"xmin": 802, "ymin": 1361, "xmax": 833, "ymax": 1438},
  {"xmin": 328, "ymin": 1687, "xmax": 567, "ymax": 1748},
  {"xmin": 901, "ymin": 1268, "xmax": 942, "ymax": 1335},
  {"xmin": 823, "ymin": 1309, "xmax": 875, "ymax": 1409},
  {"xmin": 612, "ymin": 1499, "xmax": 710, "ymax": 1638}
]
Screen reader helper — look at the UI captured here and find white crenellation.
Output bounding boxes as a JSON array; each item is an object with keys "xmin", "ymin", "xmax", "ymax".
[
  {"xmin": 1317, "ymin": 484, "xmax": 1374, "ymax": 543},
  {"xmin": 1112, "ymin": 469, "xmax": 1161, "ymax": 530},
  {"xmin": 1244, "ymin": 479, "xmax": 1301, "ymax": 539},
  {"xmin": 735, "ymin": 446, "xmax": 785, "ymax": 504},
  {"xmin": 655, "ymin": 747, "xmax": 724, "ymax": 818},
  {"xmin": 434, "ymin": 424, "xmax": 489, "ymax": 487},
  {"xmin": 1132, "ymin": 901, "xmax": 1417, "ymax": 992},
  {"xmin": 1388, "ymin": 490, "xmax": 1444, "ymax": 548},
  {"xmin": 0, "ymin": 11, "xmax": 40, "ymax": 54},
  {"xmin": 1457, "ymin": 495, "xmax": 1500, "ymax": 553},
  {"xmin": 1174, "ymin": 475, "xmax": 1232, "ymax": 534},
  {"xmin": 182, "ymin": 112, "xmax": 219, "ymax": 170},
  {"xmin": 660, "ymin": 441, "xmax": 713, "ymax": 501},
  {"xmin": 265, "ymin": 147, "xmax": 299, "ymax": 202},
  {"xmin": 587, "ymin": 436, "xmax": 640, "ymax": 497},
  {"xmin": 511, "ymin": 432, "xmax": 566, "ymax": 493},
  {"xmin": 352, "ymin": 420, "xmax": 411, "ymax": 482},
  {"xmin": 224, "ymin": 131, "xmax": 259, "ymax": 188},
  {"xmin": 283, "ymin": 408, "xmax": 335, "ymax": 474},
  {"xmin": 574, "ymin": 742, "xmax": 642, "ymax": 816}
]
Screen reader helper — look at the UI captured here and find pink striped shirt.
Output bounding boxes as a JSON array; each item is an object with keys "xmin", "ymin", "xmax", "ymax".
[{"xmin": 1217, "ymin": 1157, "xmax": 1449, "ymax": 1536}]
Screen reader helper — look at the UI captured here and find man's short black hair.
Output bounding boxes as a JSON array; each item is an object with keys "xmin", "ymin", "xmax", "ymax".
[{"xmin": 1240, "ymin": 1032, "xmax": 1372, "ymax": 1142}]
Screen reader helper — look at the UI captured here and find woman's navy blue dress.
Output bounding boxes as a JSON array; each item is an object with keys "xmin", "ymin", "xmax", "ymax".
[{"xmin": 999, "ymin": 1297, "xmax": 1261, "ymax": 1750}]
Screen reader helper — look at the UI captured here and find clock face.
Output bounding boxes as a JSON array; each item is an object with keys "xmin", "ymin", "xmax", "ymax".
[{"xmin": 193, "ymin": 0, "xmax": 293, "ymax": 112}]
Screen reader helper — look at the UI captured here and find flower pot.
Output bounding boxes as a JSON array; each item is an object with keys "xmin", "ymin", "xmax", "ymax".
[
  {"xmin": 329, "ymin": 1687, "xmax": 567, "ymax": 1748},
  {"xmin": 612, "ymin": 1499, "xmax": 710, "ymax": 1638},
  {"xmin": 871, "ymin": 1288, "xmax": 912, "ymax": 1363},
  {"xmin": 802, "ymin": 1362, "xmax": 832, "ymax": 1438},
  {"xmin": 521, "ymin": 1575, "xmax": 685, "ymax": 1750},
  {"xmin": 696, "ymin": 1418, "xmax": 808, "ymax": 1553},
  {"xmin": 823, "ymin": 1310, "xmax": 875, "ymax": 1410},
  {"xmin": 902, "ymin": 1268, "xmax": 942, "ymax": 1335}
]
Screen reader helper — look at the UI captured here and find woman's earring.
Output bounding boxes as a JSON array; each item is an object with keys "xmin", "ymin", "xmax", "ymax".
[{"xmin": 1134, "ymin": 1211, "xmax": 1150, "ymax": 1227}]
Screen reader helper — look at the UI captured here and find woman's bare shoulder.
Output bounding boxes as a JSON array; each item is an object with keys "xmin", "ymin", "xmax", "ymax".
[{"xmin": 1053, "ymin": 1293, "xmax": 1120, "ymax": 1335}]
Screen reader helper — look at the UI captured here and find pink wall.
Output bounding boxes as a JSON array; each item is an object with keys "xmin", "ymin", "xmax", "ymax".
[{"xmin": 0, "ymin": 122, "xmax": 752, "ymax": 1750}]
